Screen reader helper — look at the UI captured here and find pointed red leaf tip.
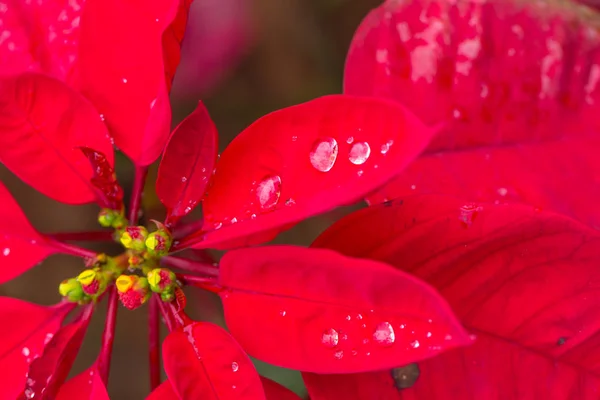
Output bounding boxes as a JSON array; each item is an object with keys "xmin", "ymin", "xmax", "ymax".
[
  {"xmin": 260, "ymin": 376, "xmax": 303, "ymax": 400},
  {"xmin": 56, "ymin": 367, "xmax": 109, "ymax": 400},
  {"xmin": 157, "ymin": 101, "xmax": 219, "ymax": 226},
  {"xmin": 313, "ymin": 194, "xmax": 600, "ymax": 397},
  {"xmin": 163, "ymin": 0, "xmax": 194, "ymax": 92},
  {"xmin": 183, "ymin": 94, "xmax": 435, "ymax": 250},
  {"xmin": 162, "ymin": 322, "xmax": 266, "ymax": 400},
  {"xmin": 19, "ymin": 305, "xmax": 93, "ymax": 400},
  {"xmin": 146, "ymin": 380, "xmax": 179, "ymax": 400},
  {"xmin": 0, "ymin": 0, "xmax": 83, "ymax": 79},
  {"xmin": 344, "ymin": 0, "xmax": 600, "ymax": 227},
  {"xmin": 218, "ymin": 246, "xmax": 470, "ymax": 374},
  {"xmin": 0, "ymin": 73, "xmax": 115, "ymax": 204},
  {"xmin": 0, "ymin": 182, "xmax": 61, "ymax": 285},
  {"xmin": 80, "ymin": 147, "xmax": 124, "ymax": 210},
  {"xmin": 73, "ymin": 0, "xmax": 180, "ymax": 166},
  {"xmin": 0, "ymin": 299, "xmax": 73, "ymax": 400}
]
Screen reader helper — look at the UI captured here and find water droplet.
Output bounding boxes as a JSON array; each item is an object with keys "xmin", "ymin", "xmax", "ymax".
[
  {"xmin": 356, "ymin": 314, "xmax": 363, "ymax": 320},
  {"xmin": 410, "ymin": 185, "xmax": 416, "ymax": 190},
  {"xmin": 22, "ymin": 347, "xmax": 30, "ymax": 357},
  {"xmin": 333, "ymin": 350, "xmax": 344, "ymax": 360},
  {"xmin": 256, "ymin": 175, "xmax": 282, "ymax": 210},
  {"xmin": 357, "ymin": 170, "xmax": 364, "ymax": 177},
  {"xmin": 99, "ymin": 114, "xmax": 105, "ymax": 121},
  {"xmin": 426, "ymin": 332, "xmax": 432, "ymax": 338},
  {"xmin": 2, "ymin": 248, "xmax": 10, "ymax": 256},
  {"xmin": 410, "ymin": 340, "xmax": 420, "ymax": 348},
  {"xmin": 345, "ymin": 315, "xmax": 351, "ymax": 321},
  {"xmin": 321, "ymin": 328, "xmax": 339, "ymax": 348},
  {"xmin": 155, "ymin": 18, "xmax": 160, "ymax": 22},
  {"xmin": 285, "ymin": 198, "xmax": 296, "ymax": 207},
  {"xmin": 122, "ymin": 78, "xmax": 128, "ymax": 83},
  {"xmin": 231, "ymin": 362, "xmax": 239, "ymax": 372},
  {"xmin": 351, "ymin": 349, "xmax": 358, "ymax": 356},
  {"xmin": 181, "ymin": 176, "xmax": 187, "ymax": 183},
  {"xmin": 444, "ymin": 334, "xmax": 453, "ymax": 341},
  {"xmin": 346, "ymin": 136, "xmax": 354, "ymax": 144},
  {"xmin": 291, "ymin": 135, "xmax": 298, "ymax": 141},
  {"xmin": 348, "ymin": 142, "xmax": 371, "ymax": 165},
  {"xmin": 309, "ymin": 138, "xmax": 338, "ymax": 172},
  {"xmin": 24, "ymin": 388, "xmax": 35, "ymax": 399},
  {"xmin": 459, "ymin": 204, "xmax": 481, "ymax": 227},
  {"xmin": 279, "ymin": 310, "xmax": 287, "ymax": 317},
  {"xmin": 400, "ymin": 324, "xmax": 406, "ymax": 329},
  {"xmin": 230, "ymin": 217, "xmax": 238, "ymax": 224},
  {"xmin": 44, "ymin": 333, "xmax": 54, "ymax": 345},
  {"xmin": 373, "ymin": 322, "xmax": 395, "ymax": 346},
  {"xmin": 380, "ymin": 143, "xmax": 390, "ymax": 154},
  {"xmin": 232, "ymin": 385, "xmax": 237, "ymax": 390},
  {"xmin": 497, "ymin": 187, "xmax": 508, "ymax": 196},
  {"xmin": 150, "ymin": 98, "xmax": 157, "ymax": 109},
  {"xmin": 469, "ymin": 334, "xmax": 477, "ymax": 341}
]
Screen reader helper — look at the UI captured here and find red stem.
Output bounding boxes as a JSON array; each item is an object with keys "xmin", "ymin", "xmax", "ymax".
[
  {"xmin": 162, "ymin": 256, "xmax": 219, "ymax": 276},
  {"xmin": 47, "ymin": 231, "xmax": 113, "ymax": 242},
  {"xmin": 148, "ymin": 296, "xmax": 161, "ymax": 391},
  {"xmin": 155, "ymin": 295, "xmax": 175, "ymax": 332},
  {"xmin": 98, "ymin": 288, "xmax": 118, "ymax": 385},
  {"xmin": 47, "ymin": 238, "xmax": 97, "ymax": 259},
  {"xmin": 177, "ymin": 274, "xmax": 220, "ymax": 291},
  {"xmin": 128, "ymin": 166, "xmax": 148, "ymax": 225}
]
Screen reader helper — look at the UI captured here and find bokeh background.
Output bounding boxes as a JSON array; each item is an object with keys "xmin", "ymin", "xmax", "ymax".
[{"xmin": 0, "ymin": 0, "xmax": 385, "ymax": 398}]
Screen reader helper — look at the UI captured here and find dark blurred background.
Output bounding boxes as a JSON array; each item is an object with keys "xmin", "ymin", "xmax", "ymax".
[{"xmin": 0, "ymin": 0, "xmax": 384, "ymax": 398}]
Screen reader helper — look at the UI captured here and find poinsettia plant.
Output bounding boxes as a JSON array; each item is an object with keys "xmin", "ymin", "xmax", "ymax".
[{"xmin": 1, "ymin": 0, "xmax": 599, "ymax": 399}]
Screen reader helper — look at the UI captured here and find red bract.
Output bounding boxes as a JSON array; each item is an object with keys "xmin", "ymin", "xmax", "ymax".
[
  {"xmin": 344, "ymin": 0, "xmax": 600, "ymax": 228},
  {"xmin": 311, "ymin": 194, "xmax": 600, "ymax": 398},
  {"xmin": 57, "ymin": 367, "xmax": 109, "ymax": 400},
  {"xmin": 80, "ymin": 147, "xmax": 124, "ymax": 210},
  {"xmin": 260, "ymin": 377, "xmax": 303, "ymax": 400}
]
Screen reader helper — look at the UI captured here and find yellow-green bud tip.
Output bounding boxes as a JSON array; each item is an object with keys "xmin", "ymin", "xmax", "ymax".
[
  {"xmin": 120, "ymin": 232, "xmax": 133, "ymax": 247},
  {"xmin": 147, "ymin": 269, "xmax": 161, "ymax": 287},
  {"xmin": 116, "ymin": 275, "xmax": 134, "ymax": 293},
  {"xmin": 77, "ymin": 269, "xmax": 96, "ymax": 286}
]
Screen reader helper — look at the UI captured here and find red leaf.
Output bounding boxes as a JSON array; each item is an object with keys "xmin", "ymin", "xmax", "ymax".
[
  {"xmin": 0, "ymin": 182, "xmax": 61, "ymax": 284},
  {"xmin": 260, "ymin": 377, "xmax": 302, "ymax": 400},
  {"xmin": 162, "ymin": 322, "xmax": 266, "ymax": 400},
  {"xmin": 0, "ymin": 299, "xmax": 73, "ymax": 400},
  {"xmin": 183, "ymin": 95, "xmax": 435, "ymax": 250},
  {"xmin": 218, "ymin": 245, "xmax": 470, "ymax": 374},
  {"xmin": 302, "ymin": 370, "xmax": 402, "ymax": 400},
  {"xmin": 344, "ymin": 0, "xmax": 600, "ymax": 227},
  {"xmin": 163, "ymin": 0, "xmax": 193, "ymax": 92},
  {"xmin": 56, "ymin": 366, "xmax": 109, "ymax": 400},
  {"xmin": 0, "ymin": 0, "xmax": 82, "ymax": 80},
  {"xmin": 157, "ymin": 102, "xmax": 218, "ymax": 226},
  {"xmin": 73, "ymin": 0, "xmax": 179, "ymax": 165},
  {"xmin": 20, "ymin": 305, "xmax": 93, "ymax": 400},
  {"xmin": 80, "ymin": 147, "xmax": 124, "ymax": 210},
  {"xmin": 313, "ymin": 194, "xmax": 600, "ymax": 397},
  {"xmin": 0, "ymin": 73, "xmax": 115, "ymax": 204},
  {"xmin": 146, "ymin": 380, "xmax": 179, "ymax": 400}
]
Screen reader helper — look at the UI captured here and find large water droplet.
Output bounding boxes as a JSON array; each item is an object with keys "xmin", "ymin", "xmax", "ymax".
[
  {"xmin": 348, "ymin": 142, "xmax": 371, "ymax": 165},
  {"xmin": 321, "ymin": 328, "xmax": 339, "ymax": 348},
  {"xmin": 256, "ymin": 175, "xmax": 282, "ymax": 210},
  {"xmin": 373, "ymin": 322, "xmax": 395, "ymax": 346},
  {"xmin": 310, "ymin": 138, "xmax": 338, "ymax": 172},
  {"xmin": 231, "ymin": 362, "xmax": 239, "ymax": 372},
  {"xmin": 2, "ymin": 248, "xmax": 10, "ymax": 256}
]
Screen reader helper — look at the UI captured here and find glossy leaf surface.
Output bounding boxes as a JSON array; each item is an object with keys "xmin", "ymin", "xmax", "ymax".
[
  {"xmin": 303, "ymin": 370, "xmax": 402, "ymax": 400},
  {"xmin": 74, "ymin": 0, "xmax": 178, "ymax": 165},
  {"xmin": 80, "ymin": 147, "xmax": 124, "ymax": 210},
  {"xmin": 313, "ymin": 194, "xmax": 600, "ymax": 398},
  {"xmin": 146, "ymin": 380, "xmax": 179, "ymax": 400},
  {"xmin": 184, "ymin": 95, "xmax": 436, "ymax": 249},
  {"xmin": 0, "ymin": 182, "xmax": 60, "ymax": 284},
  {"xmin": 218, "ymin": 245, "xmax": 470, "ymax": 373},
  {"xmin": 0, "ymin": 299, "xmax": 72, "ymax": 400},
  {"xmin": 19, "ymin": 305, "xmax": 93, "ymax": 400},
  {"xmin": 345, "ymin": 0, "xmax": 600, "ymax": 227},
  {"xmin": 56, "ymin": 367, "xmax": 109, "ymax": 400},
  {"xmin": 157, "ymin": 102, "xmax": 218, "ymax": 226},
  {"xmin": 260, "ymin": 377, "xmax": 303, "ymax": 400},
  {"xmin": 0, "ymin": 73, "xmax": 114, "ymax": 204},
  {"xmin": 162, "ymin": 322, "xmax": 266, "ymax": 399}
]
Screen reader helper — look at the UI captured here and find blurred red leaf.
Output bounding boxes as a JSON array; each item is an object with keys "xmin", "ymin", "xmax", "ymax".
[
  {"xmin": 146, "ymin": 380, "xmax": 179, "ymax": 400},
  {"xmin": 73, "ymin": 0, "xmax": 179, "ymax": 165},
  {"xmin": 0, "ymin": 0, "xmax": 82, "ymax": 79},
  {"xmin": 56, "ymin": 366, "xmax": 109, "ymax": 400},
  {"xmin": 344, "ymin": 0, "xmax": 600, "ymax": 228},
  {"xmin": 260, "ymin": 376, "xmax": 302, "ymax": 400},
  {"xmin": 80, "ymin": 147, "xmax": 124, "ymax": 210},
  {"xmin": 218, "ymin": 245, "xmax": 470, "ymax": 374},
  {"xmin": 163, "ymin": 0, "xmax": 193, "ymax": 92},
  {"xmin": 181, "ymin": 95, "xmax": 436, "ymax": 250},
  {"xmin": 0, "ymin": 299, "xmax": 73, "ymax": 400},
  {"xmin": 162, "ymin": 322, "xmax": 266, "ymax": 399},
  {"xmin": 157, "ymin": 101, "xmax": 218, "ymax": 226},
  {"xmin": 303, "ymin": 370, "xmax": 403, "ymax": 400},
  {"xmin": 0, "ymin": 73, "xmax": 114, "ymax": 204},
  {"xmin": 19, "ymin": 305, "xmax": 93, "ymax": 400},
  {"xmin": 0, "ymin": 182, "xmax": 63, "ymax": 284},
  {"xmin": 313, "ymin": 194, "xmax": 600, "ymax": 398}
]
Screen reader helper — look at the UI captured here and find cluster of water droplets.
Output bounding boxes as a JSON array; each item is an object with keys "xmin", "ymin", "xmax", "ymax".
[
  {"xmin": 21, "ymin": 332, "xmax": 54, "ymax": 399},
  {"xmin": 308, "ymin": 137, "xmax": 394, "ymax": 175}
]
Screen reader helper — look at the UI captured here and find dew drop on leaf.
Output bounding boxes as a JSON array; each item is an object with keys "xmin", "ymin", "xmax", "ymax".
[
  {"xmin": 373, "ymin": 322, "xmax": 395, "ymax": 346},
  {"xmin": 255, "ymin": 175, "xmax": 282, "ymax": 210},
  {"xmin": 309, "ymin": 138, "xmax": 338, "ymax": 172},
  {"xmin": 410, "ymin": 340, "xmax": 420, "ymax": 349},
  {"xmin": 348, "ymin": 142, "xmax": 371, "ymax": 165},
  {"xmin": 181, "ymin": 176, "xmax": 188, "ymax": 183},
  {"xmin": 2, "ymin": 248, "xmax": 10, "ymax": 256},
  {"xmin": 24, "ymin": 388, "xmax": 35, "ymax": 399},
  {"xmin": 321, "ymin": 328, "xmax": 339, "ymax": 348},
  {"xmin": 231, "ymin": 362, "xmax": 239, "ymax": 372},
  {"xmin": 333, "ymin": 350, "xmax": 344, "ymax": 360},
  {"xmin": 22, "ymin": 347, "xmax": 30, "ymax": 357}
]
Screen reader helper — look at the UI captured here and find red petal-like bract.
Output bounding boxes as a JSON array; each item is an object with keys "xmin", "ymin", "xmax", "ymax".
[
  {"xmin": 183, "ymin": 95, "xmax": 435, "ymax": 250},
  {"xmin": 218, "ymin": 246, "xmax": 470, "ymax": 373},
  {"xmin": 0, "ymin": 0, "xmax": 82, "ymax": 79},
  {"xmin": 163, "ymin": 0, "xmax": 193, "ymax": 92},
  {"xmin": 19, "ymin": 305, "xmax": 93, "ymax": 400},
  {"xmin": 0, "ymin": 182, "xmax": 60, "ymax": 284},
  {"xmin": 56, "ymin": 367, "xmax": 109, "ymax": 400},
  {"xmin": 0, "ymin": 73, "xmax": 114, "ymax": 204},
  {"xmin": 73, "ymin": 0, "xmax": 178, "ymax": 165},
  {"xmin": 312, "ymin": 194, "xmax": 600, "ymax": 398},
  {"xmin": 80, "ymin": 147, "xmax": 124, "ymax": 210},
  {"xmin": 146, "ymin": 380, "xmax": 179, "ymax": 400},
  {"xmin": 344, "ymin": 0, "xmax": 600, "ymax": 228},
  {"xmin": 303, "ymin": 370, "xmax": 402, "ymax": 400},
  {"xmin": 260, "ymin": 377, "xmax": 302, "ymax": 400},
  {"xmin": 157, "ymin": 101, "xmax": 218, "ymax": 226},
  {"xmin": 162, "ymin": 322, "xmax": 266, "ymax": 400},
  {"xmin": 0, "ymin": 299, "xmax": 73, "ymax": 400}
]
